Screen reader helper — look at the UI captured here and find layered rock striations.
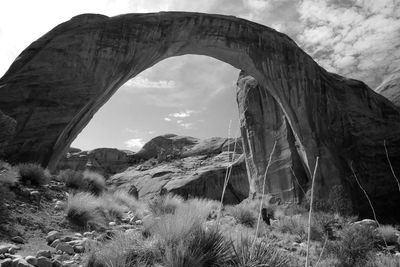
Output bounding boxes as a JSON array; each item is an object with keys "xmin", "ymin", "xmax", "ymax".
[{"xmin": 0, "ymin": 12, "xmax": 399, "ymax": 219}]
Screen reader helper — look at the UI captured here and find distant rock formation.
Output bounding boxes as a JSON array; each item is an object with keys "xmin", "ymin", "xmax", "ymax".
[
  {"xmin": 134, "ymin": 134, "xmax": 243, "ymax": 161},
  {"xmin": 375, "ymin": 68, "xmax": 400, "ymax": 107},
  {"xmin": 57, "ymin": 148, "xmax": 134, "ymax": 177},
  {"xmin": 109, "ymin": 135, "xmax": 248, "ymax": 204}
]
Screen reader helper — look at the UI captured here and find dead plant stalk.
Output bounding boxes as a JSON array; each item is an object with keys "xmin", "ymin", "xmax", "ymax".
[{"xmin": 305, "ymin": 156, "xmax": 319, "ymax": 267}]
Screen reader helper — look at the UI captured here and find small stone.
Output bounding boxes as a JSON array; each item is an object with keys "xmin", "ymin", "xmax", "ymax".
[
  {"xmin": 83, "ymin": 231, "xmax": 94, "ymax": 238},
  {"xmin": 36, "ymin": 250, "xmax": 51, "ymax": 258},
  {"xmin": 0, "ymin": 245, "xmax": 10, "ymax": 254},
  {"xmin": 46, "ymin": 231, "xmax": 61, "ymax": 244},
  {"xmin": 25, "ymin": 256, "xmax": 37, "ymax": 266},
  {"xmin": 50, "ymin": 239, "xmax": 60, "ymax": 248},
  {"xmin": 36, "ymin": 256, "xmax": 52, "ymax": 267},
  {"xmin": 11, "ymin": 236, "xmax": 25, "ymax": 244},
  {"xmin": 55, "ymin": 243, "xmax": 74, "ymax": 255},
  {"xmin": 60, "ymin": 236, "xmax": 74, "ymax": 242},
  {"xmin": 353, "ymin": 219, "xmax": 378, "ymax": 229},
  {"xmin": 8, "ymin": 244, "xmax": 21, "ymax": 254},
  {"xmin": 51, "ymin": 260, "xmax": 63, "ymax": 267},
  {"xmin": 74, "ymin": 233, "xmax": 82, "ymax": 238},
  {"xmin": 62, "ymin": 260, "xmax": 75, "ymax": 267},
  {"xmin": 14, "ymin": 258, "xmax": 32, "ymax": 267},
  {"xmin": 73, "ymin": 246, "xmax": 84, "ymax": 253},
  {"xmin": 0, "ymin": 258, "xmax": 12, "ymax": 267},
  {"xmin": 108, "ymin": 222, "xmax": 116, "ymax": 227},
  {"xmin": 134, "ymin": 220, "xmax": 143, "ymax": 225}
]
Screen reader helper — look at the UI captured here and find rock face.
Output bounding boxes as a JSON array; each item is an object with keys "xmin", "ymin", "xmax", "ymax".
[
  {"xmin": 134, "ymin": 134, "xmax": 243, "ymax": 161},
  {"xmin": 237, "ymin": 71, "xmax": 400, "ymax": 221},
  {"xmin": 0, "ymin": 12, "xmax": 399, "ymax": 220},
  {"xmin": 0, "ymin": 109, "xmax": 16, "ymax": 157},
  {"xmin": 57, "ymin": 148, "xmax": 134, "ymax": 177},
  {"xmin": 375, "ymin": 68, "xmax": 400, "ymax": 107},
  {"xmin": 109, "ymin": 134, "xmax": 248, "ymax": 203}
]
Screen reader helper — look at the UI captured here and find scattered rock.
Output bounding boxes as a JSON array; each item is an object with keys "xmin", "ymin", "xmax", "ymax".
[
  {"xmin": 353, "ymin": 219, "xmax": 379, "ymax": 229},
  {"xmin": 50, "ymin": 239, "xmax": 60, "ymax": 248},
  {"xmin": 55, "ymin": 243, "xmax": 74, "ymax": 255},
  {"xmin": 0, "ymin": 258, "xmax": 12, "ymax": 267},
  {"xmin": 108, "ymin": 222, "xmax": 116, "ymax": 227},
  {"xmin": 46, "ymin": 231, "xmax": 61, "ymax": 244},
  {"xmin": 11, "ymin": 236, "xmax": 25, "ymax": 244},
  {"xmin": 36, "ymin": 250, "xmax": 51, "ymax": 258},
  {"xmin": 13, "ymin": 258, "xmax": 32, "ymax": 267},
  {"xmin": 25, "ymin": 256, "xmax": 37, "ymax": 266},
  {"xmin": 36, "ymin": 256, "xmax": 52, "ymax": 267}
]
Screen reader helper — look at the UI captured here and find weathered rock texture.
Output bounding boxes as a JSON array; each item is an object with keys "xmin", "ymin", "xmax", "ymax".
[
  {"xmin": 109, "ymin": 152, "xmax": 248, "ymax": 204},
  {"xmin": 57, "ymin": 148, "xmax": 134, "ymax": 177},
  {"xmin": 0, "ymin": 12, "xmax": 399, "ymax": 220},
  {"xmin": 134, "ymin": 134, "xmax": 243, "ymax": 160},
  {"xmin": 375, "ymin": 68, "xmax": 400, "ymax": 107},
  {"xmin": 0, "ymin": 110, "xmax": 16, "ymax": 156}
]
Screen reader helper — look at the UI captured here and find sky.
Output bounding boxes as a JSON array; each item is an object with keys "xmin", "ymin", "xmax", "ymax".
[{"xmin": 0, "ymin": 0, "xmax": 399, "ymax": 151}]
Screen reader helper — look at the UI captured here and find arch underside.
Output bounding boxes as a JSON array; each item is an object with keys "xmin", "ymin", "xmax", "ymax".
[{"xmin": 0, "ymin": 12, "xmax": 400, "ymax": 220}]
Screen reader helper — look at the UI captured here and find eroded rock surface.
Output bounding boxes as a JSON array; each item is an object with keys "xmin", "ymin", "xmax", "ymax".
[
  {"xmin": 375, "ymin": 68, "xmax": 400, "ymax": 107},
  {"xmin": 0, "ymin": 110, "xmax": 16, "ymax": 157},
  {"xmin": 109, "ymin": 135, "xmax": 248, "ymax": 204},
  {"xmin": 57, "ymin": 148, "xmax": 135, "ymax": 177}
]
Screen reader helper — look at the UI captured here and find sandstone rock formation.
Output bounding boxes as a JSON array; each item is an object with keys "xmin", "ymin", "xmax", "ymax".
[
  {"xmin": 375, "ymin": 68, "xmax": 400, "ymax": 107},
  {"xmin": 0, "ymin": 110, "xmax": 16, "ymax": 157},
  {"xmin": 134, "ymin": 134, "xmax": 243, "ymax": 160},
  {"xmin": 57, "ymin": 148, "xmax": 134, "ymax": 177},
  {"xmin": 109, "ymin": 152, "xmax": 248, "ymax": 204},
  {"xmin": 0, "ymin": 12, "xmax": 399, "ymax": 220}
]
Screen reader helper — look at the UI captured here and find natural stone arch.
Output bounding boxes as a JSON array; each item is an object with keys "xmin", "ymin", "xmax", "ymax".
[{"xmin": 0, "ymin": 12, "xmax": 399, "ymax": 219}]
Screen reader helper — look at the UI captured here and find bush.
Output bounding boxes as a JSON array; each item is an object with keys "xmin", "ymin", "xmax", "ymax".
[
  {"xmin": 164, "ymin": 227, "xmax": 233, "ymax": 267},
  {"xmin": 86, "ymin": 230, "xmax": 160, "ymax": 267},
  {"xmin": 66, "ymin": 192, "xmax": 104, "ymax": 229},
  {"xmin": 365, "ymin": 253, "xmax": 400, "ymax": 267},
  {"xmin": 325, "ymin": 224, "xmax": 379, "ymax": 266},
  {"xmin": 0, "ymin": 162, "xmax": 19, "ymax": 217},
  {"xmin": 109, "ymin": 189, "xmax": 147, "ymax": 217},
  {"xmin": 17, "ymin": 163, "xmax": 50, "ymax": 185},
  {"xmin": 60, "ymin": 169, "xmax": 105, "ymax": 195},
  {"xmin": 59, "ymin": 169, "xmax": 84, "ymax": 189},
  {"xmin": 228, "ymin": 205, "xmax": 257, "ymax": 227},
  {"xmin": 82, "ymin": 170, "xmax": 106, "ymax": 196},
  {"xmin": 148, "ymin": 194, "xmax": 183, "ymax": 216},
  {"xmin": 376, "ymin": 225, "xmax": 399, "ymax": 244},
  {"xmin": 231, "ymin": 234, "xmax": 290, "ymax": 267},
  {"xmin": 274, "ymin": 215, "xmax": 324, "ymax": 241}
]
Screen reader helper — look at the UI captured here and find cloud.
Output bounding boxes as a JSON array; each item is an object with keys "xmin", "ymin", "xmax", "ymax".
[
  {"xmin": 296, "ymin": 0, "xmax": 400, "ymax": 88},
  {"xmin": 124, "ymin": 138, "xmax": 145, "ymax": 150},
  {"xmin": 164, "ymin": 117, "xmax": 171, "ymax": 121},
  {"xmin": 125, "ymin": 77, "xmax": 176, "ymax": 89},
  {"xmin": 179, "ymin": 122, "xmax": 194, "ymax": 129},
  {"xmin": 170, "ymin": 110, "xmax": 196, "ymax": 118}
]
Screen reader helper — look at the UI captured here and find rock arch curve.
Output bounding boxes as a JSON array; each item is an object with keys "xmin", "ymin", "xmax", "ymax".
[{"xmin": 1, "ymin": 12, "xmax": 399, "ymax": 220}]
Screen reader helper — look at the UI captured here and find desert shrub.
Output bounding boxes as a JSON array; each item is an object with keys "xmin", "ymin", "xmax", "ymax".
[
  {"xmin": 164, "ymin": 227, "xmax": 233, "ymax": 267},
  {"xmin": 59, "ymin": 169, "xmax": 84, "ymax": 189},
  {"xmin": 325, "ymin": 224, "xmax": 379, "ymax": 266},
  {"xmin": 148, "ymin": 194, "xmax": 184, "ymax": 216},
  {"xmin": 82, "ymin": 170, "xmax": 106, "ymax": 196},
  {"xmin": 0, "ymin": 162, "xmax": 19, "ymax": 217},
  {"xmin": 110, "ymin": 189, "xmax": 148, "ymax": 217},
  {"xmin": 282, "ymin": 204, "xmax": 308, "ymax": 217},
  {"xmin": 17, "ymin": 163, "xmax": 50, "ymax": 185},
  {"xmin": 60, "ymin": 169, "xmax": 105, "ymax": 195},
  {"xmin": 364, "ymin": 253, "xmax": 400, "ymax": 267},
  {"xmin": 275, "ymin": 215, "xmax": 324, "ymax": 241},
  {"xmin": 186, "ymin": 198, "xmax": 220, "ymax": 219},
  {"xmin": 86, "ymin": 231, "xmax": 161, "ymax": 267},
  {"xmin": 66, "ymin": 192, "xmax": 104, "ymax": 229},
  {"xmin": 376, "ymin": 225, "xmax": 399, "ymax": 244},
  {"xmin": 228, "ymin": 205, "xmax": 257, "ymax": 227},
  {"xmin": 231, "ymin": 234, "xmax": 290, "ymax": 267}
]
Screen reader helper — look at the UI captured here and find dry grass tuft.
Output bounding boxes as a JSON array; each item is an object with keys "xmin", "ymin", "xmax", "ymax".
[
  {"xmin": 66, "ymin": 192, "xmax": 104, "ymax": 229},
  {"xmin": 228, "ymin": 204, "xmax": 257, "ymax": 227},
  {"xmin": 147, "ymin": 194, "xmax": 184, "ymax": 216},
  {"xmin": 17, "ymin": 163, "xmax": 50, "ymax": 186}
]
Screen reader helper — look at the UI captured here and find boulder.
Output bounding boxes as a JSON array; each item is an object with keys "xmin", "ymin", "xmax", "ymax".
[{"xmin": 109, "ymin": 151, "xmax": 249, "ymax": 204}]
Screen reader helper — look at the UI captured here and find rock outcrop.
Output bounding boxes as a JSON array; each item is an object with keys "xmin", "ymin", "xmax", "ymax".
[
  {"xmin": 375, "ymin": 68, "xmax": 400, "ymax": 107},
  {"xmin": 134, "ymin": 134, "xmax": 242, "ymax": 161},
  {"xmin": 237, "ymin": 71, "xmax": 400, "ymax": 221},
  {"xmin": 0, "ymin": 110, "xmax": 16, "ymax": 157},
  {"xmin": 109, "ymin": 153, "xmax": 248, "ymax": 204},
  {"xmin": 0, "ymin": 12, "xmax": 399, "ymax": 220},
  {"xmin": 57, "ymin": 148, "xmax": 134, "ymax": 177},
  {"xmin": 109, "ymin": 134, "xmax": 248, "ymax": 203}
]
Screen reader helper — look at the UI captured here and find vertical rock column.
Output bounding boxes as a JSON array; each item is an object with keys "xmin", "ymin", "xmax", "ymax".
[{"xmin": 237, "ymin": 71, "xmax": 309, "ymax": 203}]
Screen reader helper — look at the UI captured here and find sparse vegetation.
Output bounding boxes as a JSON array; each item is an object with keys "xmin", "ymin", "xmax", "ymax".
[
  {"xmin": 228, "ymin": 204, "xmax": 257, "ymax": 227},
  {"xmin": 147, "ymin": 194, "xmax": 184, "ymax": 216},
  {"xmin": 17, "ymin": 162, "xmax": 50, "ymax": 186},
  {"xmin": 59, "ymin": 169, "xmax": 106, "ymax": 195},
  {"xmin": 325, "ymin": 224, "xmax": 379, "ymax": 266},
  {"xmin": 66, "ymin": 192, "xmax": 104, "ymax": 229}
]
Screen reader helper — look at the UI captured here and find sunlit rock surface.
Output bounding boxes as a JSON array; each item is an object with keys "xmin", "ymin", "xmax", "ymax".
[{"xmin": 0, "ymin": 12, "xmax": 399, "ymax": 220}]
